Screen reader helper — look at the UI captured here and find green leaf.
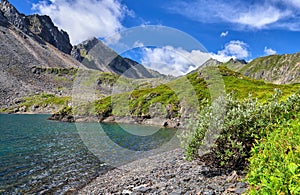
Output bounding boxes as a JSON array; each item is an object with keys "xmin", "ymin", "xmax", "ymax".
[{"xmin": 288, "ymin": 163, "xmax": 298, "ymax": 175}]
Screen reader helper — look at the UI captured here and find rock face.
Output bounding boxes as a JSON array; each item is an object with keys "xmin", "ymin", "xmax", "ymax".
[
  {"xmin": 27, "ymin": 15, "xmax": 72, "ymax": 54},
  {"xmin": 0, "ymin": 0, "xmax": 28, "ymax": 32},
  {"xmin": 0, "ymin": 0, "xmax": 72, "ymax": 54},
  {"xmin": 72, "ymin": 37, "xmax": 164, "ymax": 79},
  {"xmin": 0, "ymin": 4, "xmax": 8, "ymax": 26}
]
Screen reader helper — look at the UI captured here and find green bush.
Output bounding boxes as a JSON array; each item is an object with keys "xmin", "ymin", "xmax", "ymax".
[
  {"xmin": 246, "ymin": 118, "xmax": 300, "ymax": 194},
  {"xmin": 182, "ymin": 90, "xmax": 300, "ymax": 169}
]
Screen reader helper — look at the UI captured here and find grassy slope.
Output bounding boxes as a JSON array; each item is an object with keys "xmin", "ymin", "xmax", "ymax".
[
  {"xmin": 1, "ymin": 71, "xmax": 171, "ymax": 114},
  {"xmin": 0, "ymin": 93, "xmax": 71, "ymax": 113},
  {"xmin": 5, "ymin": 65, "xmax": 298, "ymax": 116},
  {"xmin": 227, "ymin": 52, "xmax": 300, "ymax": 84},
  {"xmin": 92, "ymin": 66, "xmax": 300, "ymax": 118}
]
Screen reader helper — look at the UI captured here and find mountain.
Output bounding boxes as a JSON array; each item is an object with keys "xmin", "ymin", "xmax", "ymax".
[
  {"xmin": 71, "ymin": 37, "xmax": 165, "ymax": 78},
  {"xmin": 0, "ymin": 0, "xmax": 72, "ymax": 54},
  {"xmin": 226, "ymin": 54, "xmax": 300, "ymax": 84},
  {"xmin": 0, "ymin": 0, "xmax": 168, "ymax": 112},
  {"xmin": 0, "ymin": 0, "xmax": 82, "ymax": 109}
]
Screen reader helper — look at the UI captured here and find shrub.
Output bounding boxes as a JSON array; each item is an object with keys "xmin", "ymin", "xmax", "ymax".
[
  {"xmin": 181, "ymin": 90, "xmax": 300, "ymax": 169},
  {"xmin": 246, "ymin": 118, "xmax": 300, "ymax": 194}
]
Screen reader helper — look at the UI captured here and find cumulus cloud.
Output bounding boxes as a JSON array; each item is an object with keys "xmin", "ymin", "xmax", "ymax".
[
  {"xmin": 264, "ymin": 47, "xmax": 277, "ymax": 55},
  {"xmin": 170, "ymin": 0, "xmax": 299, "ymax": 30},
  {"xmin": 141, "ymin": 46, "xmax": 210, "ymax": 76},
  {"xmin": 33, "ymin": 0, "xmax": 130, "ymax": 44},
  {"xmin": 211, "ymin": 40, "xmax": 249, "ymax": 62},
  {"xmin": 220, "ymin": 31, "xmax": 228, "ymax": 37}
]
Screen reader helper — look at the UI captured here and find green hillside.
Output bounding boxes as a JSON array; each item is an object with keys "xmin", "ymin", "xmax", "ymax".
[
  {"xmin": 87, "ymin": 65, "xmax": 300, "ymax": 119},
  {"xmin": 227, "ymin": 52, "xmax": 300, "ymax": 84}
]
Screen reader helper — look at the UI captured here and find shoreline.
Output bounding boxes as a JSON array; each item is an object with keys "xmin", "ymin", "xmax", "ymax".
[
  {"xmin": 78, "ymin": 149, "xmax": 248, "ymax": 194},
  {"xmin": 1, "ymin": 112, "xmax": 249, "ymax": 194}
]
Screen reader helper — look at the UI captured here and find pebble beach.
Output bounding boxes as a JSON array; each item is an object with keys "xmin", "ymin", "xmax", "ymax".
[{"xmin": 78, "ymin": 149, "xmax": 248, "ymax": 195}]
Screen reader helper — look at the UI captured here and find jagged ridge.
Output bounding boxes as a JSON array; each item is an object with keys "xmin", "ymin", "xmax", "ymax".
[
  {"xmin": 0, "ymin": 0, "xmax": 72, "ymax": 54},
  {"xmin": 71, "ymin": 37, "xmax": 166, "ymax": 79}
]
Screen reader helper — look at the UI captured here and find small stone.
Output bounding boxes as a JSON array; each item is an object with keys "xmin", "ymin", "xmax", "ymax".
[
  {"xmin": 170, "ymin": 189, "xmax": 182, "ymax": 195},
  {"xmin": 159, "ymin": 190, "xmax": 168, "ymax": 195},
  {"xmin": 203, "ymin": 189, "xmax": 214, "ymax": 195},
  {"xmin": 235, "ymin": 188, "xmax": 248, "ymax": 194},
  {"xmin": 132, "ymin": 184, "xmax": 150, "ymax": 193},
  {"xmin": 226, "ymin": 171, "xmax": 238, "ymax": 182},
  {"xmin": 182, "ymin": 177, "xmax": 191, "ymax": 182},
  {"xmin": 122, "ymin": 190, "xmax": 133, "ymax": 195},
  {"xmin": 236, "ymin": 182, "xmax": 247, "ymax": 188}
]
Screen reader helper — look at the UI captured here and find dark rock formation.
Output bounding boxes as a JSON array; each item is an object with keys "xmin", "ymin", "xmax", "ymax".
[
  {"xmin": 0, "ymin": 6, "xmax": 8, "ymax": 26},
  {"xmin": 27, "ymin": 14, "xmax": 72, "ymax": 54},
  {"xmin": 0, "ymin": 0, "xmax": 28, "ymax": 32},
  {"xmin": 0, "ymin": 0, "xmax": 72, "ymax": 54},
  {"xmin": 71, "ymin": 37, "xmax": 165, "ymax": 78}
]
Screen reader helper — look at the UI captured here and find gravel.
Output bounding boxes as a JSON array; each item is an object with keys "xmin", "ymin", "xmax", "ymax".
[{"xmin": 78, "ymin": 149, "xmax": 248, "ymax": 195}]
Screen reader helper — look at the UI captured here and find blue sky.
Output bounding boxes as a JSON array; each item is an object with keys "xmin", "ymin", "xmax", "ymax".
[{"xmin": 8, "ymin": 0, "xmax": 300, "ymax": 75}]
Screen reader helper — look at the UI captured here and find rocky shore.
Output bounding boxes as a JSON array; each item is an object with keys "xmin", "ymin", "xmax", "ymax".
[
  {"xmin": 48, "ymin": 113, "xmax": 182, "ymax": 128},
  {"xmin": 78, "ymin": 149, "xmax": 248, "ymax": 195}
]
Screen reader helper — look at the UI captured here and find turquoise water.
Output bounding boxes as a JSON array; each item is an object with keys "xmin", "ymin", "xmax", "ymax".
[{"xmin": 0, "ymin": 114, "xmax": 178, "ymax": 194}]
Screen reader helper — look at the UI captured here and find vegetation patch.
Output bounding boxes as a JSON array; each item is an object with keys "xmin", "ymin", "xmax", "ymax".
[
  {"xmin": 246, "ymin": 117, "xmax": 300, "ymax": 194},
  {"xmin": 2, "ymin": 93, "xmax": 71, "ymax": 113},
  {"xmin": 90, "ymin": 66, "xmax": 299, "ymax": 120},
  {"xmin": 181, "ymin": 90, "xmax": 300, "ymax": 170}
]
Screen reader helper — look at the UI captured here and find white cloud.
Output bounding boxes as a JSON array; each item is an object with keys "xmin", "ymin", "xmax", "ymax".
[
  {"xmin": 264, "ymin": 47, "xmax": 277, "ymax": 55},
  {"xmin": 284, "ymin": 0, "xmax": 300, "ymax": 8},
  {"xmin": 220, "ymin": 31, "xmax": 228, "ymax": 37},
  {"xmin": 211, "ymin": 40, "xmax": 249, "ymax": 62},
  {"xmin": 141, "ymin": 46, "xmax": 210, "ymax": 76},
  {"xmin": 33, "ymin": 0, "xmax": 130, "ymax": 44},
  {"xmin": 232, "ymin": 6, "xmax": 289, "ymax": 28},
  {"xmin": 170, "ymin": 0, "xmax": 299, "ymax": 30},
  {"xmin": 133, "ymin": 41, "xmax": 144, "ymax": 48}
]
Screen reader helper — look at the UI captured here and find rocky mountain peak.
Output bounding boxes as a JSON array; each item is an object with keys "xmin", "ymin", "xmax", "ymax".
[
  {"xmin": 0, "ymin": 0, "xmax": 28, "ymax": 32},
  {"xmin": 228, "ymin": 58, "xmax": 247, "ymax": 65},
  {"xmin": 0, "ymin": 0, "xmax": 72, "ymax": 54},
  {"xmin": 27, "ymin": 14, "xmax": 72, "ymax": 54},
  {"xmin": 71, "ymin": 37, "xmax": 100, "ymax": 62}
]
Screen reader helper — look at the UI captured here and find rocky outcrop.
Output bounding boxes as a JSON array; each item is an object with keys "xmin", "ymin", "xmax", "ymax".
[
  {"xmin": 72, "ymin": 37, "xmax": 165, "ymax": 79},
  {"xmin": 0, "ymin": 0, "xmax": 72, "ymax": 54},
  {"xmin": 0, "ymin": 6, "xmax": 8, "ymax": 26},
  {"xmin": 0, "ymin": 0, "xmax": 28, "ymax": 32},
  {"xmin": 27, "ymin": 15, "xmax": 72, "ymax": 54},
  {"xmin": 47, "ymin": 106, "xmax": 74, "ymax": 122}
]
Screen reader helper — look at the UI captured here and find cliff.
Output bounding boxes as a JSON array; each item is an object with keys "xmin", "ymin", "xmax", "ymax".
[{"xmin": 0, "ymin": 0, "xmax": 72, "ymax": 54}]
